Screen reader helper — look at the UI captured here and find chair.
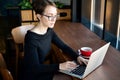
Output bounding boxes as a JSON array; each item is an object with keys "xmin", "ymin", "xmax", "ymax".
[
  {"xmin": 0, "ymin": 53, "xmax": 6, "ymax": 69},
  {"xmin": 11, "ymin": 25, "xmax": 34, "ymax": 79},
  {"xmin": 0, "ymin": 53, "xmax": 13, "ymax": 80}
]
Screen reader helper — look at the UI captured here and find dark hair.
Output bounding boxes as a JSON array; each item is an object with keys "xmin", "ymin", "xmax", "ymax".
[{"xmin": 32, "ymin": 0, "xmax": 56, "ymax": 15}]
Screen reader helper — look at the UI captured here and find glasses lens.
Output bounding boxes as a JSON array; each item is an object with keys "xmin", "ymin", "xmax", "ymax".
[{"xmin": 49, "ymin": 15, "xmax": 60, "ymax": 20}]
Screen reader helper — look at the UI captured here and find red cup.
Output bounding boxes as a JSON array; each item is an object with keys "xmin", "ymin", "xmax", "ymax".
[{"xmin": 80, "ymin": 47, "xmax": 92, "ymax": 57}]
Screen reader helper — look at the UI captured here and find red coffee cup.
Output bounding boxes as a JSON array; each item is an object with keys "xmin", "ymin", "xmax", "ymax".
[{"xmin": 80, "ymin": 47, "xmax": 92, "ymax": 57}]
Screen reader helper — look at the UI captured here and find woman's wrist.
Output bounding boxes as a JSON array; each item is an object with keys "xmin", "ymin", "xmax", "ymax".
[{"xmin": 77, "ymin": 56, "xmax": 83, "ymax": 60}]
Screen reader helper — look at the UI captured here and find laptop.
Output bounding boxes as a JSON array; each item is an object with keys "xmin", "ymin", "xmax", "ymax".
[{"xmin": 59, "ymin": 42, "xmax": 110, "ymax": 79}]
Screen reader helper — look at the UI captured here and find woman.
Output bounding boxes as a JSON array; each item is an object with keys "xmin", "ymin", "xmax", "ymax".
[{"xmin": 22, "ymin": 0, "xmax": 88, "ymax": 80}]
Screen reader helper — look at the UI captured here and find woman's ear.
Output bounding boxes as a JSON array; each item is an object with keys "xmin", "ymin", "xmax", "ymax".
[{"xmin": 36, "ymin": 14, "xmax": 41, "ymax": 20}]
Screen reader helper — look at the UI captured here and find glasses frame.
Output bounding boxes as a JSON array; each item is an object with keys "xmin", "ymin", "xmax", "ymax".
[{"xmin": 42, "ymin": 14, "xmax": 60, "ymax": 21}]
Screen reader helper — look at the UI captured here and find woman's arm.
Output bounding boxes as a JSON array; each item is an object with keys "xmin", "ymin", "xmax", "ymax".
[
  {"xmin": 52, "ymin": 31, "xmax": 79, "ymax": 60},
  {"xmin": 52, "ymin": 31, "xmax": 88, "ymax": 65}
]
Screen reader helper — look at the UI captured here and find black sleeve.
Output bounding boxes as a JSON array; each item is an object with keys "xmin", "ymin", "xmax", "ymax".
[
  {"xmin": 52, "ymin": 31, "xmax": 79, "ymax": 60},
  {"xmin": 24, "ymin": 37, "xmax": 59, "ymax": 76}
]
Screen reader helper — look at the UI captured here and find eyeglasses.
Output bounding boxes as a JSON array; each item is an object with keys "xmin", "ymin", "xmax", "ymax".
[{"xmin": 42, "ymin": 14, "xmax": 60, "ymax": 21}]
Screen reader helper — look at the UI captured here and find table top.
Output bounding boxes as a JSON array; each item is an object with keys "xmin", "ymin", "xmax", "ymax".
[{"xmin": 54, "ymin": 21, "xmax": 120, "ymax": 80}]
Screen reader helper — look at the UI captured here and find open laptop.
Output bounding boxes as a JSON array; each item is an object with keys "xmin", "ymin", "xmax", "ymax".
[{"xmin": 59, "ymin": 42, "xmax": 110, "ymax": 79}]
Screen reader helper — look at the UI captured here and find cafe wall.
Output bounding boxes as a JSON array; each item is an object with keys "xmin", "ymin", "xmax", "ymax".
[
  {"xmin": 103, "ymin": 0, "xmax": 119, "ymax": 48},
  {"xmin": 80, "ymin": 0, "xmax": 120, "ymax": 50},
  {"xmin": 105, "ymin": 0, "xmax": 119, "ymax": 35},
  {"xmin": 81, "ymin": 0, "xmax": 91, "ymax": 28}
]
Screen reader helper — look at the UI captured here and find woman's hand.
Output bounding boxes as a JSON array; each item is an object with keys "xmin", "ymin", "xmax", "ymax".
[
  {"xmin": 77, "ymin": 56, "xmax": 89, "ymax": 65},
  {"xmin": 59, "ymin": 61, "xmax": 78, "ymax": 71}
]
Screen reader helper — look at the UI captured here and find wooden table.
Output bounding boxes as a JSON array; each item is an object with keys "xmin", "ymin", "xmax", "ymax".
[{"xmin": 54, "ymin": 21, "xmax": 120, "ymax": 80}]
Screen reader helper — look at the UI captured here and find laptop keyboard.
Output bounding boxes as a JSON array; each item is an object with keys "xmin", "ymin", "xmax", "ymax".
[{"xmin": 70, "ymin": 65, "xmax": 86, "ymax": 75}]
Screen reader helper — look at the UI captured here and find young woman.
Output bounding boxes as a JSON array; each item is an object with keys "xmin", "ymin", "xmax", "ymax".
[{"xmin": 22, "ymin": 0, "xmax": 88, "ymax": 80}]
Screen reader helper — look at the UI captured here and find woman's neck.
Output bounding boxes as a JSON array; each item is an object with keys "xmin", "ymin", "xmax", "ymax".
[{"xmin": 32, "ymin": 23, "xmax": 48, "ymax": 35}]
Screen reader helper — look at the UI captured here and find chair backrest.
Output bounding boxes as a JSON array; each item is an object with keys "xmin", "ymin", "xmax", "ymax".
[
  {"xmin": 11, "ymin": 25, "xmax": 34, "ymax": 44},
  {"xmin": 11, "ymin": 25, "xmax": 35, "ymax": 80},
  {"xmin": 0, "ymin": 53, "xmax": 6, "ymax": 69},
  {"xmin": 0, "ymin": 68, "xmax": 14, "ymax": 80}
]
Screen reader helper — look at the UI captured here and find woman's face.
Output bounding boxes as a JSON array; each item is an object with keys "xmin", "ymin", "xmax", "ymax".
[{"xmin": 39, "ymin": 5, "xmax": 58, "ymax": 28}]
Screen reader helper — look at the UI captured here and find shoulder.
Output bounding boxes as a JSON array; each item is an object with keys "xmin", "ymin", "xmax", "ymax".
[
  {"xmin": 48, "ymin": 28, "xmax": 56, "ymax": 34},
  {"xmin": 25, "ymin": 31, "xmax": 38, "ymax": 43}
]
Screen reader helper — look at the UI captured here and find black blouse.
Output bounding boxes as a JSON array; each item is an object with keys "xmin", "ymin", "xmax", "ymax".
[{"xmin": 22, "ymin": 28, "xmax": 79, "ymax": 80}]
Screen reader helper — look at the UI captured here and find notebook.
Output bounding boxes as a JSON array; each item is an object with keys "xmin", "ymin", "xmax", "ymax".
[{"xmin": 59, "ymin": 42, "xmax": 110, "ymax": 79}]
